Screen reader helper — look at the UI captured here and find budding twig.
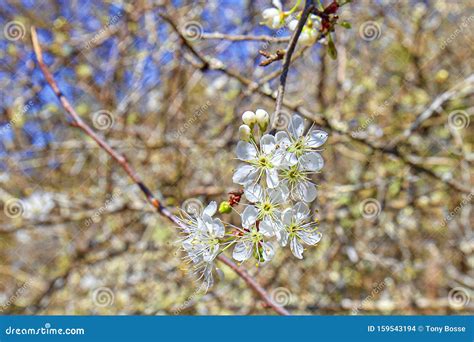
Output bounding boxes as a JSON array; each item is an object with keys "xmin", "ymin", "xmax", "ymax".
[
  {"xmin": 259, "ymin": 49, "xmax": 286, "ymax": 67},
  {"xmin": 31, "ymin": 26, "xmax": 289, "ymax": 316},
  {"xmin": 273, "ymin": 0, "xmax": 315, "ymax": 128}
]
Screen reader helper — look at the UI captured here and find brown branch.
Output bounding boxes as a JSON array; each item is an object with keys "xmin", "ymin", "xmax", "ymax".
[
  {"xmin": 259, "ymin": 49, "xmax": 286, "ymax": 67},
  {"xmin": 31, "ymin": 26, "xmax": 289, "ymax": 316},
  {"xmin": 218, "ymin": 255, "xmax": 289, "ymax": 315},
  {"xmin": 273, "ymin": 0, "xmax": 314, "ymax": 128}
]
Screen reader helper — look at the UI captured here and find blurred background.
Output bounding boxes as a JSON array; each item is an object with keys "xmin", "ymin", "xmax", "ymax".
[{"xmin": 0, "ymin": 0, "xmax": 472, "ymax": 315}]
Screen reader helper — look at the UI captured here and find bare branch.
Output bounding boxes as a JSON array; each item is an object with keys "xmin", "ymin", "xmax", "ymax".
[{"xmin": 273, "ymin": 0, "xmax": 315, "ymax": 127}]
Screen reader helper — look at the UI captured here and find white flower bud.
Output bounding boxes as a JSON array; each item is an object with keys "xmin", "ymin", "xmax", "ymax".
[
  {"xmin": 299, "ymin": 28, "xmax": 317, "ymax": 46},
  {"xmin": 255, "ymin": 109, "xmax": 270, "ymax": 132},
  {"xmin": 262, "ymin": 8, "xmax": 283, "ymax": 29},
  {"xmin": 242, "ymin": 111, "xmax": 256, "ymax": 127},
  {"xmin": 239, "ymin": 124, "xmax": 252, "ymax": 141}
]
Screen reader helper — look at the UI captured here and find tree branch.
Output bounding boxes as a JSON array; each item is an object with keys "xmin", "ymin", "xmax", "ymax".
[{"xmin": 273, "ymin": 0, "xmax": 314, "ymax": 128}]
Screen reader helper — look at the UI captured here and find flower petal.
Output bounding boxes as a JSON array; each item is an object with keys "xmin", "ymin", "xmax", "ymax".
[
  {"xmin": 260, "ymin": 218, "xmax": 276, "ymax": 237},
  {"xmin": 261, "ymin": 241, "xmax": 275, "ymax": 262},
  {"xmin": 285, "ymin": 151, "xmax": 298, "ymax": 166},
  {"xmin": 236, "ymin": 141, "xmax": 257, "ymax": 161},
  {"xmin": 290, "ymin": 237, "xmax": 304, "ymax": 259},
  {"xmin": 233, "ymin": 165, "xmax": 258, "ymax": 185},
  {"xmin": 276, "ymin": 227, "xmax": 289, "ymax": 247},
  {"xmin": 307, "ymin": 129, "xmax": 328, "ymax": 148},
  {"xmin": 233, "ymin": 241, "xmax": 253, "ymax": 261},
  {"xmin": 295, "ymin": 181, "xmax": 317, "ymax": 202},
  {"xmin": 212, "ymin": 218, "xmax": 225, "ymax": 238},
  {"xmin": 262, "ymin": 8, "xmax": 279, "ymax": 19},
  {"xmin": 260, "ymin": 134, "xmax": 276, "ymax": 154},
  {"xmin": 244, "ymin": 183, "xmax": 263, "ymax": 203},
  {"xmin": 275, "ymin": 131, "xmax": 290, "ymax": 147},
  {"xmin": 266, "ymin": 168, "xmax": 280, "ymax": 188},
  {"xmin": 282, "ymin": 207, "xmax": 294, "ymax": 226},
  {"xmin": 298, "ymin": 228, "xmax": 321, "ymax": 245},
  {"xmin": 269, "ymin": 186, "xmax": 286, "ymax": 204},
  {"xmin": 242, "ymin": 205, "xmax": 258, "ymax": 228},
  {"xmin": 293, "ymin": 202, "xmax": 310, "ymax": 222},
  {"xmin": 300, "ymin": 152, "xmax": 324, "ymax": 172},
  {"xmin": 289, "ymin": 115, "xmax": 304, "ymax": 138},
  {"xmin": 203, "ymin": 244, "xmax": 220, "ymax": 262},
  {"xmin": 272, "ymin": 0, "xmax": 283, "ymax": 10},
  {"xmin": 203, "ymin": 201, "xmax": 217, "ymax": 217}
]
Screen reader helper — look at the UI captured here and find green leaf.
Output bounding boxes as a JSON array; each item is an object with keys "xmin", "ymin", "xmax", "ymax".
[
  {"xmin": 328, "ymin": 39, "xmax": 338, "ymax": 60},
  {"xmin": 340, "ymin": 21, "xmax": 352, "ymax": 29}
]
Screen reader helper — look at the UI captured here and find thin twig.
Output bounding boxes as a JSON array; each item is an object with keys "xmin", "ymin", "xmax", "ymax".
[
  {"xmin": 388, "ymin": 74, "xmax": 474, "ymax": 147},
  {"xmin": 31, "ymin": 26, "xmax": 289, "ymax": 316},
  {"xmin": 273, "ymin": 0, "xmax": 314, "ymax": 128},
  {"xmin": 259, "ymin": 49, "xmax": 286, "ymax": 67}
]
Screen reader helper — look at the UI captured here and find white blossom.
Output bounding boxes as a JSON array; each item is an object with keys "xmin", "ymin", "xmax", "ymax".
[
  {"xmin": 276, "ymin": 114, "xmax": 327, "ymax": 168},
  {"xmin": 233, "ymin": 134, "xmax": 284, "ymax": 189},
  {"xmin": 280, "ymin": 202, "xmax": 321, "ymax": 259},
  {"xmin": 244, "ymin": 183, "xmax": 288, "ymax": 238},
  {"xmin": 262, "ymin": 0, "xmax": 285, "ymax": 29},
  {"xmin": 178, "ymin": 201, "xmax": 226, "ymax": 288},
  {"xmin": 232, "ymin": 205, "xmax": 275, "ymax": 264}
]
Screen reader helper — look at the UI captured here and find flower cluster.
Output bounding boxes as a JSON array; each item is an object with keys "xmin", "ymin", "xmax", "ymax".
[
  {"xmin": 261, "ymin": 0, "xmax": 349, "ymax": 48},
  {"xmin": 178, "ymin": 109, "xmax": 328, "ymax": 289}
]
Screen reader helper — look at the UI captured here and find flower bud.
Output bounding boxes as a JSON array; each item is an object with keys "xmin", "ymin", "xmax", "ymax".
[
  {"xmin": 218, "ymin": 201, "xmax": 232, "ymax": 214},
  {"xmin": 239, "ymin": 124, "xmax": 252, "ymax": 141},
  {"xmin": 255, "ymin": 109, "xmax": 270, "ymax": 132},
  {"xmin": 242, "ymin": 111, "xmax": 256, "ymax": 127}
]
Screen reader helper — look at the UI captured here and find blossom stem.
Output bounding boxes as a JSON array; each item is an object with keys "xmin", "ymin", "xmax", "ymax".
[{"xmin": 288, "ymin": 0, "xmax": 303, "ymax": 15}]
